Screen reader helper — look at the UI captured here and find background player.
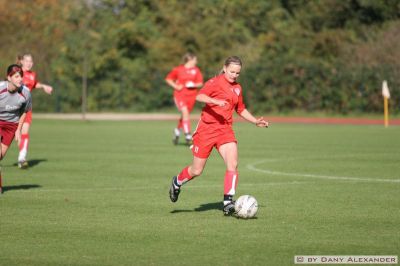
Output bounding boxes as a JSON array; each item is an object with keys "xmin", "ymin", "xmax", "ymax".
[
  {"xmin": 0, "ymin": 64, "xmax": 32, "ymax": 194},
  {"xmin": 16, "ymin": 53, "xmax": 53, "ymax": 169},
  {"xmin": 169, "ymin": 56, "xmax": 268, "ymax": 215},
  {"xmin": 165, "ymin": 53, "xmax": 203, "ymax": 145}
]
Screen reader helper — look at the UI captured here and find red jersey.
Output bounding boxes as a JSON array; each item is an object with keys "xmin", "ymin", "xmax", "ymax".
[
  {"xmin": 22, "ymin": 70, "xmax": 38, "ymax": 91},
  {"xmin": 166, "ymin": 65, "xmax": 203, "ymax": 97},
  {"xmin": 198, "ymin": 74, "xmax": 246, "ymax": 126}
]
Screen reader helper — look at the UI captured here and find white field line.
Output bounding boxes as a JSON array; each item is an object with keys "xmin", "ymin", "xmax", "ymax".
[{"xmin": 247, "ymin": 159, "xmax": 400, "ymax": 183}]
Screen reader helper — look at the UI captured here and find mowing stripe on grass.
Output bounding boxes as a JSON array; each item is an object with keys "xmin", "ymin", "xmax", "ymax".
[
  {"xmin": 4, "ymin": 181, "xmax": 311, "ymax": 194},
  {"xmin": 247, "ymin": 159, "xmax": 400, "ymax": 183}
]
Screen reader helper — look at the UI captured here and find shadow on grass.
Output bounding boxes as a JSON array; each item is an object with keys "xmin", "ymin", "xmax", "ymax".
[
  {"xmin": 170, "ymin": 201, "xmax": 260, "ymax": 220},
  {"xmin": 2, "ymin": 184, "xmax": 41, "ymax": 193},
  {"xmin": 173, "ymin": 143, "xmax": 191, "ymax": 147},
  {"xmin": 170, "ymin": 201, "xmax": 221, "ymax": 214},
  {"xmin": 11, "ymin": 158, "xmax": 48, "ymax": 168}
]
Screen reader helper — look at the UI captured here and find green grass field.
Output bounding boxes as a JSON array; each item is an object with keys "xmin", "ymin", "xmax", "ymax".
[{"xmin": 0, "ymin": 119, "xmax": 399, "ymax": 266}]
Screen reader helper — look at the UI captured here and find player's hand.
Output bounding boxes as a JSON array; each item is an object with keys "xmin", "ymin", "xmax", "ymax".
[
  {"xmin": 175, "ymin": 84, "xmax": 183, "ymax": 91},
  {"xmin": 211, "ymin": 98, "xmax": 229, "ymax": 107},
  {"xmin": 43, "ymin": 85, "xmax": 53, "ymax": 95},
  {"xmin": 15, "ymin": 130, "xmax": 22, "ymax": 144},
  {"xmin": 255, "ymin": 117, "xmax": 269, "ymax": 128}
]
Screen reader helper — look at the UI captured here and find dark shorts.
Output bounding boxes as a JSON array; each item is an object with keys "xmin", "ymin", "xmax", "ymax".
[{"xmin": 0, "ymin": 120, "xmax": 18, "ymax": 146}]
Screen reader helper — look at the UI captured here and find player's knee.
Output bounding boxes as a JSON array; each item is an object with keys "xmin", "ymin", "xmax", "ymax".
[{"xmin": 227, "ymin": 161, "xmax": 238, "ymax": 171}]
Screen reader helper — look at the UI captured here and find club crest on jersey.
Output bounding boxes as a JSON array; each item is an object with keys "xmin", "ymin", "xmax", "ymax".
[
  {"xmin": 187, "ymin": 69, "xmax": 197, "ymax": 75},
  {"xmin": 233, "ymin": 87, "xmax": 240, "ymax": 96}
]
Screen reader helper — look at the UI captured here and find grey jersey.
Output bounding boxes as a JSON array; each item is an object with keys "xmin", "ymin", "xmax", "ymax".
[{"xmin": 0, "ymin": 81, "xmax": 32, "ymax": 123}]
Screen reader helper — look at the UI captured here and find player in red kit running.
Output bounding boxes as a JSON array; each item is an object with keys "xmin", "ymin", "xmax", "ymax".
[
  {"xmin": 165, "ymin": 53, "xmax": 203, "ymax": 145},
  {"xmin": 169, "ymin": 56, "xmax": 269, "ymax": 215},
  {"xmin": 0, "ymin": 64, "xmax": 32, "ymax": 194},
  {"xmin": 16, "ymin": 53, "xmax": 53, "ymax": 169}
]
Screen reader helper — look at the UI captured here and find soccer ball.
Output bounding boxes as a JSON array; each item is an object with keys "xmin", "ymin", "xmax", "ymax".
[{"xmin": 234, "ymin": 195, "xmax": 258, "ymax": 219}]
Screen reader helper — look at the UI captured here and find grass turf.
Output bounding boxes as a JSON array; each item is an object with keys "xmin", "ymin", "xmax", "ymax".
[{"xmin": 0, "ymin": 120, "xmax": 399, "ymax": 265}]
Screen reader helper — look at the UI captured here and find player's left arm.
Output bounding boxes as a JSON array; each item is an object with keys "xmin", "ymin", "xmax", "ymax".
[
  {"xmin": 36, "ymin": 82, "xmax": 53, "ymax": 95},
  {"xmin": 236, "ymin": 88, "xmax": 268, "ymax": 127},
  {"xmin": 193, "ymin": 81, "xmax": 203, "ymax": 88},
  {"xmin": 15, "ymin": 112, "xmax": 27, "ymax": 143},
  {"xmin": 239, "ymin": 109, "xmax": 268, "ymax": 128},
  {"xmin": 194, "ymin": 70, "xmax": 204, "ymax": 88}
]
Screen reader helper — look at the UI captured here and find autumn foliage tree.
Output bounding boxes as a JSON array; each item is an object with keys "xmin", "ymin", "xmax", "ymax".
[{"xmin": 1, "ymin": 0, "xmax": 399, "ymax": 114}]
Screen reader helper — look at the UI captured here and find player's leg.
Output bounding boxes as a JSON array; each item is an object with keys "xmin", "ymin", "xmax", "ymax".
[
  {"xmin": 18, "ymin": 122, "xmax": 30, "ymax": 167},
  {"xmin": 169, "ymin": 156, "xmax": 208, "ymax": 202},
  {"xmin": 173, "ymin": 97, "xmax": 184, "ymax": 145},
  {"xmin": 218, "ymin": 142, "xmax": 239, "ymax": 215},
  {"xmin": 18, "ymin": 112, "xmax": 31, "ymax": 168},
  {"xmin": 177, "ymin": 156, "xmax": 208, "ymax": 187},
  {"xmin": 180, "ymin": 106, "xmax": 192, "ymax": 145},
  {"xmin": 0, "ymin": 143, "xmax": 10, "ymax": 195},
  {"xmin": 173, "ymin": 118, "xmax": 182, "ymax": 145},
  {"xmin": 170, "ymin": 129, "xmax": 214, "ymax": 202},
  {"xmin": 0, "ymin": 143, "xmax": 9, "ymax": 160},
  {"xmin": 0, "ymin": 146, "xmax": 2, "ymax": 194},
  {"xmin": 0, "ymin": 122, "xmax": 17, "ymax": 194},
  {"xmin": 182, "ymin": 95, "xmax": 197, "ymax": 145}
]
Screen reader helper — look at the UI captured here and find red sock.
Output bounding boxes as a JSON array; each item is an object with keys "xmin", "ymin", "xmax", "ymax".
[
  {"xmin": 177, "ymin": 166, "xmax": 193, "ymax": 185},
  {"xmin": 19, "ymin": 134, "xmax": 29, "ymax": 151},
  {"xmin": 177, "ymin": 118, "xmax": 183, "ymax": 130},
  {"xmin": 182, "ymin": 119, "xmax": 191, "ymax": 134},
  {"xmin": 224, "ymin": 170, "xmax": 238, "ymax": 196}
]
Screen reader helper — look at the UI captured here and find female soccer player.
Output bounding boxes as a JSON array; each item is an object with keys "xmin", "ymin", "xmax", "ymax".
[
  {"xmin": 0, "ymin": 64, "xmax": 32, "ymax": 194},
  {"xmin": 165, "ymin": 53, "xmax": 203, "ymax": 145},
  {"xmin": 17, "ymin": 53, "xmax": 53, "ymax": 169},
  {"xmin": 169, "ymin": 56, "xmax": 269, "ymax": 215}
]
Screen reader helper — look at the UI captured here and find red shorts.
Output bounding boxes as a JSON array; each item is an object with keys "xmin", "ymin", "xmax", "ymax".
[
  {"xmin": 174, "ymin": 91, "xmax": 197, "ymax": 112},
  {"xmin": 24, "ymin": 110, "xmax": 32, "ymax": 124},
  {"xmin": 191, "ymin": 120, "xmax": 237, "ymax": 158},
  {"xmin": 0, "ymin": 120, "xmax": 18, "ymax": 146}
]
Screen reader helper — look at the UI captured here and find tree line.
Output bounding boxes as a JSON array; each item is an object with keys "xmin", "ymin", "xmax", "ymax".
[{"xmin": 1, "ymin": 0, "xmax": 399, "ymax": 114}]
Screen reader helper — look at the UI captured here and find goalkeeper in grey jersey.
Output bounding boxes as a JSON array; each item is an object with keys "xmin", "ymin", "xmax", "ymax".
[{"xmin": 0, "ymin": 64, "xmax": 32, "ymax": 194}]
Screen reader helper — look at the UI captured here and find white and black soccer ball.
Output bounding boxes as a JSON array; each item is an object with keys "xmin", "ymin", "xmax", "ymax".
[{"xmin": 234, "ymin": 195, "xmax": 258, "ymax": 219}]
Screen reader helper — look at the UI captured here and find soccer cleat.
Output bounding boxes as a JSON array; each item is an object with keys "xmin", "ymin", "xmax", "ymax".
[
  {"xmin": 185, "ymin": 134, "xmax": 192, "ymax": 146},
  {"xmin": 18, "ymin": 160, "xmax": 29, "ymax": 169},
  {"xmin": 173, "ymin": 129, "xmax": 180, "ymax": 145},
  {"xmin": 169, "ymin": 176, "xmax": 181, "ymax": 202},
  {"xmin": 223, "ymin": 201, "xmax": 236, "ymax": 216},
  {"xmin": 172, "ymin": 135, "xmax": 179, "ymax": 145},
  {"xmin": 173, "ymin": 135, "xmax": 179, "ymax": 145}
]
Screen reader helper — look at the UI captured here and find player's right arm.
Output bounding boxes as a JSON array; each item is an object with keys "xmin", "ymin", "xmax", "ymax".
[
  {"xmin": 165, "ymin": 79, "xmax": 183, "ymax": 91},
  {"xmin": 196, "ymin": 93, "xmax": 228, "ymax": 107},
  {"xmin": 36, "ymin": 82, "xmax": 53, "ymax": 95},
  {"xmin": 196, "ymin": 78, "xmax": 227, "ymax": 106},
  {"xmin": 165, "ymin": 67, "xmax": 183, "ymax": 91}
]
